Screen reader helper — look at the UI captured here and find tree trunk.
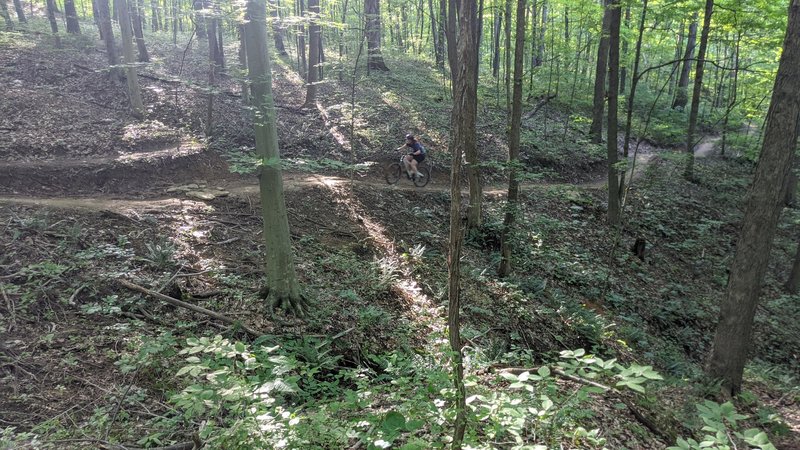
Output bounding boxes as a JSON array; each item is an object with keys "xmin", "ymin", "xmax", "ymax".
[
  {"xmin": 11, "ymin": 0, "xmax": 24, "ymax": 22},
  {"xmin": 173, "ymin": 0, "xmax": 179, "ymax": 43},
  {"xmin": 447, "ymin": 0, "xmax": 479, "ymax": 446},
  {"xmin": 708, "ymin": 0, "xmax": 800, "ymax": 397},
  {"xmin": 238, "ymin": 23, "xmax": 249, "ymax": 104},
  {"xmin": 444, "ymin": 0, "xmax": 456, "ymax": 78},
  {"xmin": 206, "ymin": 12, "xmax": 222, "ymax": 76},
  {"xmin": 205, "ymin": 12, "xmax": 218, "ymax": 136},
  {"xmin": 669, "ymin": 21, "xmax": 684, "ymax": 97},
  {"xmin": 528, "ymin": 0, "xmax": 538, "ymax": 90},
  {"xmin": 672, "ymin": 14, "xmax": 697, "ymax": 109},
  {"xmin": 45, "ymin": 0, "xmax": 62, "ymax": 47},
  {"xmin": 268, "ymin": 0, "xmax": 288, "ymax": 55},
  {"xmin": 491, "ymin": 10, "xmax": 501, "ymax": 78},
  {"xmin": 116, "ymin": 0, "xmax": 145, "ymax": 118},
  {"xmin": 721, "ymin": 33, "xmax": 741, "ymax": 156},
  {"xmin": 297, "ymin": 0, "xmax": 307, "ymax": 79},
  {"xmin": 498, "ymin": 0, "xmax": 526, "ymax": 278},
  {"xmin": 64, "ymin": 0, "xmax": 81, "ymax": 33},
  {"xmin": 97, "ymin": 0, "xmax": 120, "ymax": 76},
  {"xmin": 537, "ymin": 1, "xmax": 546, "ymax": 66},
  {"xmin": 193, "ymin": 0, "xmax": 206, "ymax": 38},
  {"xmin": 150, "ymin": 0, "xmax": 159, "ymax": 31},
  {"xmin": 216, "ymin": 7, "xmax": 225, "ymax": 68},
  {"xmin": 606, "ymin": 0, "xmax": 621, "ymax": 226},
  {"xmin": 684, "ymin": 0, "xmax": 713, "ymax": 180},
  {"xmin": 504, "ymin": 0, "xmax": 512, "ymax": 112},
  {"xmin": 0, "ymin": 0, "xmax": 13, "ymax": 29},
  {"xmin": 304, "ymin": 0, "xmax": 320, "ymax": 106},
  {"xmin": 619, "ymin": 4, "xmax": 630, "ymax": 94},
  {"xmin": 429, "ymin": 0, "xmax": 443, "ymax": 68},
  {"xmin": 786, "ymin": 237, "xmax": 800, "ymax": 295},
  {"xmin": 444, "ymin": 0, "xmax": 481, "ymax": 230},
  {"xmin": 589, "ymin": 0, "xmax": 610, "ymax": 144},
  {"xmin": 130, "ymin": 0, "xmax": 150, "ymax": 61},
  {"xmin": 243, "ymin": 0, "xmax": 306, "ymax": 316},
  {"xmin": 622, "ymin": 0, "xmax": 647, "ymax": 159},
  {"xmin": 365, "ymin": 0, "xmax": 389, "ymax": 71}
]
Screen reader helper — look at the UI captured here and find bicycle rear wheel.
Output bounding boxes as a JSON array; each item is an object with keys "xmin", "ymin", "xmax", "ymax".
[
  {"xmin": 413, "ymin": 166, "xmax": 431, "ymax": 187},
  {"xmin": 384, "ymin": 162, "xmax": 402, "ymax": 184}
]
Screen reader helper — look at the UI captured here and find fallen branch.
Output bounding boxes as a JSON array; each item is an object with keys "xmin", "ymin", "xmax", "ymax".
[
  {"xmin": 119, "ymin": 279, "xmax": 261, "ymax": 338},
  {"xmin": 102, "ymin": 440, "xmax": 198, "ymax": 450},
  {"xmin": 211, "ymin": 237, "xmax": 240, "ymax": 245},
  {"xmin": 523, "ymin": 94, "xmax": 558, "ymax": 119}
]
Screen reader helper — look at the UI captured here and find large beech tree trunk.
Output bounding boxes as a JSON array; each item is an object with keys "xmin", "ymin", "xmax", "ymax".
[
  {"xmin": 606, "ymin": 0, "xmax": 621, "ymax": 226},
  {"xmin": 589, "ymin": 0, "xmax": 610, "ymax": 144},
  {"xmin": 498, "ymin": 0, "xmax": 526, "ymax": 278},
  {"xmin": 365, "ymin": 0, "xmax": 389, "ymax": 71},
  {"xmin": 707, "ymin": 0, "xmax": 800, "ymax": 397},
  {"xmin": 672, "ymin": 14, "xmax": 697, "ymax": 109},
  {"xmin": 684, "ymin": 0, "xmax": 713, "ymax": 180},
  {"xmin": 116, "ymin": 0, "xmax": 146, "ymax": 118},
  {"xmin": 243, "ymin": 0, "xmax": 307, "ymax": 315}
]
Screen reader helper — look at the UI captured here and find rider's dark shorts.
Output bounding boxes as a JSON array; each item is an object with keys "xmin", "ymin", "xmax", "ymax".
[{"xmin": 412, "ymin": 153, "xmax": 425, "ymax": 163}]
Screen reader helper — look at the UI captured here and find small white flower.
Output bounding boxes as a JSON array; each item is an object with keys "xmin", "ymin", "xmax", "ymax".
[{"xmin": 373, "ymin": 439, "xmax": 392, "ymax": 449}]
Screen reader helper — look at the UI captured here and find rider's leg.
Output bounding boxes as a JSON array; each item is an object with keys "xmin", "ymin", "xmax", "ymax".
[
  {"xmin": 404, "ymin": 155, "xmax": 414, "ymax": 177},
  {"xmin": 409, "ymin": 158, "xmax": 419, "ymax": 177}
]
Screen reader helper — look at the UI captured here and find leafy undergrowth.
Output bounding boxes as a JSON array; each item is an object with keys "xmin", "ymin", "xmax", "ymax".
[{"xmin": 2, "ymin": 151, "xmax": 799, "ymax": 449}]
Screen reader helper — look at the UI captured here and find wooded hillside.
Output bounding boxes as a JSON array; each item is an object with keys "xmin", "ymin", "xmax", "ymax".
[{"xmin": 0, "ymin": 0, "xmax": 798, "ymax": 448}]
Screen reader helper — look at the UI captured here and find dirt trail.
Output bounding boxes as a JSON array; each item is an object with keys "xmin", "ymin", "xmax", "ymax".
[
  {"xmin": 0, "ymin": 137, "xmax": 723, "ymax": 212},
  {"xmin": 694, "ymin": 135, "xmax": 719, "ymax": 158}
]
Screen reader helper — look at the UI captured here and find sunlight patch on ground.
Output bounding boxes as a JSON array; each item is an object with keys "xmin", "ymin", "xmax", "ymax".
[
  {"xmin": 315, "ymin": 182, "xmax": 444, "ymax": 333},
  {"xmin": 316, "ymin": 101, "xmax": 351, "ymax": 152}
]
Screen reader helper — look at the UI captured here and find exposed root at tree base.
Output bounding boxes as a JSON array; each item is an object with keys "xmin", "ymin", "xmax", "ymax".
[{"xmin": 260, "ymin": 286, "xmax": 310, "ymax": 317}]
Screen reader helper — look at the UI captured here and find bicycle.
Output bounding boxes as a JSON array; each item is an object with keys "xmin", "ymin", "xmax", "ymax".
[{"xmin": 384, "ymin": 154, "xmax": 431, "ymax": 187}]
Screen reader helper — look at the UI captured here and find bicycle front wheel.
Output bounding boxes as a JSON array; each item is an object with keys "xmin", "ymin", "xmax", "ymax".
[
  {"xmin": 413, "ymin": 166, "xmax": 431, "ymax": 187},
  {"xmin": 385, "ymin": 162, "xmax": 402, "ymax": 184}
]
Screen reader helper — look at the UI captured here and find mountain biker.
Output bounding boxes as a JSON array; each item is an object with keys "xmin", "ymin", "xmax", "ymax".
[{"xmin": 397, "ymin": 134, "xmax": 426, "ymax": 180}]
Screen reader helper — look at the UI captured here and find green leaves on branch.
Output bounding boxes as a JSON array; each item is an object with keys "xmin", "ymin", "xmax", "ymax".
[{"xmin": 668, "ymin": 401, "xmax": 777, "ymax": 450}]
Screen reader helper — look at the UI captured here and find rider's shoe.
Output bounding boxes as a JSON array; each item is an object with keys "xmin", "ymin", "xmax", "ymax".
[{"xmin": 415, "ymin": 172, "xmax": 424, "ymax": 178}]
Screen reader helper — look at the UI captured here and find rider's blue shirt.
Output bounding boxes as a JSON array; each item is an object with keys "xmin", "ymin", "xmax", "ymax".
[{"xmin": 406, "ymin": 142, "xmax": 426, "ymax": 154}]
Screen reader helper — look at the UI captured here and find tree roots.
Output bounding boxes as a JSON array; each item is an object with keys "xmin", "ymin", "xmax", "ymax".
[{"xmin": 260, "ymin": 286, "xmax": 310, "ymax": 317}]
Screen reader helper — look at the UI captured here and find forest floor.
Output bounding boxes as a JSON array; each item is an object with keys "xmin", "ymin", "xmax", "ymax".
[{"xmin": 1, "ymin": 26, "xmax": 799, "ymax": 450}]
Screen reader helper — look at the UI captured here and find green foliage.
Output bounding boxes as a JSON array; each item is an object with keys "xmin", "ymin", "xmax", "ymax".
[
  {"xmin": 668, "ymin": 401, "xmax": 777, "ymax": 450},
  {"xmin": 143, "ymin": 238, "xmax": 177, "ymax": 269},
  {"xmin": 466, "ymin": 350, "xmax": 662, "ymax": 447}
]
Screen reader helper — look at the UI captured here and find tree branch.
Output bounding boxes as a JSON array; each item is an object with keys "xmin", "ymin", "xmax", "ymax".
[{"xmin": 119, "ymin": 279, "xmax": 261, "ymax": 337}]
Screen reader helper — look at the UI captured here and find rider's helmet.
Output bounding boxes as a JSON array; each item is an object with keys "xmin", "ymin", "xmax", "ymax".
[{"xmin": 405, "ymin": 134, "xmax": 415, "ymax": 141}]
